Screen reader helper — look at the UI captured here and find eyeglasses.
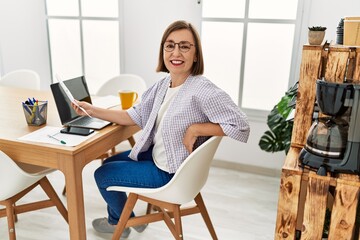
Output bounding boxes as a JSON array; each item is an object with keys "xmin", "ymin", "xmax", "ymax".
[{"xmin": 163, "ymin": 41, "xmax": 195, "ymax": 53}]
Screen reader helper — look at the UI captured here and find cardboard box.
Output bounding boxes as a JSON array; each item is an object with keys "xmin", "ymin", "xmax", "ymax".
[
  {"xmin": 345, "ymin": 16, "xmax": 360, "ymax": 20},
  {"xmin": 344, "ymin": 17, "xmax": 360, "ymax": 46}
]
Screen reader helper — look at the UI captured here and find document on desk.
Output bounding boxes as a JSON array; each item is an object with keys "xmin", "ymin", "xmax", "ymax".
[
  {"xmin": 92, "ymin": 95, "xmax": 120, "ymax": 109},
  {"xmin": 18, "ymin": 126, "xmax": 97, "ymax": 147}
]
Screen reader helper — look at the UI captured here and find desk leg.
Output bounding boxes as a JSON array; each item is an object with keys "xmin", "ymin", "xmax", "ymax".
[{"xmin": 59, "ymin": 154, "xmax": 87, "ymax": 240}]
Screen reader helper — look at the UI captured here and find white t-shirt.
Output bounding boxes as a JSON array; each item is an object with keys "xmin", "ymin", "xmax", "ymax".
[{"xmin": 152, "ymin": 85, "xmax": 182, "ymax": 172}]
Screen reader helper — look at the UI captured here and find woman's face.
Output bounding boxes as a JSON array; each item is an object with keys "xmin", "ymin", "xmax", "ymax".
[{"xmin": 163, "ymin": 29, "xmax": 196, "ymax": 79}]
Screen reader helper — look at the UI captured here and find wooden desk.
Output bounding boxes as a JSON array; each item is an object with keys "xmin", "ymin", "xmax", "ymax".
[{"xmin": 0, "ymin": 86, "xmax": 140, "ymax": 239}]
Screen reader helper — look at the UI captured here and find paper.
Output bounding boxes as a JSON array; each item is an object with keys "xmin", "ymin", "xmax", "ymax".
[
  {"xmin": 92, "ymin": 95, "xmax": 120, "ymax": 109},
  {"xmin": 18, "ymin": 126, "xmax": 97, "ymax": 147}
]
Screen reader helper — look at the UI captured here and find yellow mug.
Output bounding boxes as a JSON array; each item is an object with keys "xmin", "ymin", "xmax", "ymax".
[{"xmin": 118, "ymin": 90, "xmax": 138, "ymax": 110}]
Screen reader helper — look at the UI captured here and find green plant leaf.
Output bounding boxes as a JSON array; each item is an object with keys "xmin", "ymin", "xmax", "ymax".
[
  {"xmin": 259, "ymin": 81, "xmax": 298, "ymax": 155},
  {"xmin": 277, "ymin": 95, "xmax": 292, "ymax": 119}
]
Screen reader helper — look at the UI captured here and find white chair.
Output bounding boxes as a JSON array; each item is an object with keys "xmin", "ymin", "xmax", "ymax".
[
  {"xmin": 97, "ymin": 74, "xmax": 146, "ymax": 152},
  {"xmin": 0, "ymin": 69, "xmax": 41, "ymax": 90},
  {"xmin": 107, "ymin": 136, "xmax": 223, "ymax": 240},
  {"xmin": 0, "ymin": 151, "xmax": 68, "ymax": 240},
  {"xmin": 96, "ymin": 74, "xmax": 147, "ymax": 99}
]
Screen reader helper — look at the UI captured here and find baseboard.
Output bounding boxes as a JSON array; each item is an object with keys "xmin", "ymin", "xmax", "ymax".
[{"xmin": 212, "ymin": 159, "xmax": 282, "ymax": 178}]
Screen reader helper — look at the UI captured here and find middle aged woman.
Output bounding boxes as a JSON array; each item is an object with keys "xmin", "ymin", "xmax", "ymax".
[{"xmin": 72, "ymin": 20, "xmax": 250, "ymax": 238}]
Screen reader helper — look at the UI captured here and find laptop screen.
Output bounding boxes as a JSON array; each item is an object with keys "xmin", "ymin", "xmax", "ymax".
[{"xmin": 50, "ymin": 76, "xmax": 92, "ymax": 125}]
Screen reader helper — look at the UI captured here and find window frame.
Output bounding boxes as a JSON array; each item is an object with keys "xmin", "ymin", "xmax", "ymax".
[
  {"xmin": 201, "ymin": 0, "xmax": 306, "ymax": 121},
  {"xmin": 44, "ymin": 0, "xmax": 125, "ymax": 85}
]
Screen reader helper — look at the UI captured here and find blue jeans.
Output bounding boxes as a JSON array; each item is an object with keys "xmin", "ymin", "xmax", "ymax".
[{"xmin": 94, "ymin": 146, "xmax": 174, "ymax": 224}]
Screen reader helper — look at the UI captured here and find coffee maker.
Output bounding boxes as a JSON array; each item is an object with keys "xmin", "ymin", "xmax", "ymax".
[{"xmin": 299, "ymin": 79, "xmax": 360, "ymax": 176}]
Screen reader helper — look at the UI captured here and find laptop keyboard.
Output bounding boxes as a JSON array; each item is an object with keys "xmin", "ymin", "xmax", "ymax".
[
  {"xmin": 66, "ymin": 116, "xmax": 110, "ymax": 130},
  {"xmin": 70, "ymin": 117, "xmax": 93, "ymax": 126},
  {"xmin": 71, "ymin": 117, "xmax": 93, "ymax": 126}
]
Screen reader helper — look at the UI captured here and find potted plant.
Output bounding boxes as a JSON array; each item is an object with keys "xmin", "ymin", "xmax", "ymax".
[
  {"xmin": 308, "ymin": 26, "xmax": 327, "ymax": 45},
  {"xmin": 258, "ymin": 82, "xmax": 297, "ymax": 155}
]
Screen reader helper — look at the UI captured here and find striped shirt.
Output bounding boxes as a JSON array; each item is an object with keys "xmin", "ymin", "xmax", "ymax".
[{"xmin": 127, "ymin": 74, "xmax": 250, "ymax": 173}]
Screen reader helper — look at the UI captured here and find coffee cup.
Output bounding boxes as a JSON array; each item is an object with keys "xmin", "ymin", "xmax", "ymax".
[{"xmin": 118, "ymin": 90, "xmax": 138, "ymax": 110}]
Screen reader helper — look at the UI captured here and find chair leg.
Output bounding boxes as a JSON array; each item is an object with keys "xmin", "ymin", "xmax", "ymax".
[
  {"xmin": 127, "ymin": 136, "xmax": 136, "ymax": 147},
  {"xmin": 62, "ymin": 186, "xmax": 66, "ymax": 196},
  {"xmin": 112, "ymin": 193, "xmax": 139, "ymax": 240},
  {"xmin": 13, "ymin": 203, "xmax": 18, "ymax": 223},
  {"xmin": 146, "ymin": 203, "xmax": 153, "ymax": 214},
  {"xmin": 159, "ymin": 204, "xmax": 183, "ymax": 240},
  {"xmin": 39, "ymin": 177, "xmax": 68, "ymax": 223},
  {"xmin": 4, "ymin": 201, "xmax": 16, "ymax": 240},
  {"xmin": 173, "ymin": 206, "xmax": 184, "ymax": 240},
  {"xmin": 195, "ymin": 193, "xmax": 218, "ymax": 240}
]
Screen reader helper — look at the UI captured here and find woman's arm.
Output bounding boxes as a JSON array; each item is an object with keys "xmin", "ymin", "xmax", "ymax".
[
  {"xmin": 183, "ymin": 122, "xmax": 225, "ymax": 153},
  {"xmin": 71, "ymin": 100, "xmax": 136, "ymax": 126}
]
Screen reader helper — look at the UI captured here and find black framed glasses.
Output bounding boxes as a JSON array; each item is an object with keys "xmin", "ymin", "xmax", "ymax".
[{"xmin": 163, "ymin": 41, "xmax": 195, "ymax": 53}]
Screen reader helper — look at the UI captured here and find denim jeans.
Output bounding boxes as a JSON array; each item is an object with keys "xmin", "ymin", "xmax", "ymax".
[{"xmin": 94, "ymin": 146, "xmax": 174, "ymax": 224}]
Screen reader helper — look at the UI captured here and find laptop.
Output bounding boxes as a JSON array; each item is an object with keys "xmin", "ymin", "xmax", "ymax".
[{"xmin": 50, "ymin": 76, "xmax": 111, "ymax": 130}]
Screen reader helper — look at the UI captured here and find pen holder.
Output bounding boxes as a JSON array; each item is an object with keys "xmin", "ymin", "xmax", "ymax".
[{"xmin": 22, "ymin": 101, "xmax": 48, "ymax": 126}]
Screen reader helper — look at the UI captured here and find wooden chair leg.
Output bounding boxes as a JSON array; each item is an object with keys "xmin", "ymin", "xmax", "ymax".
[
  {"xmin": 146, "ymin": 203, "xmax": 153, "ymax": 214},
  {"xmin": 62, "ymin": 186, "xmax": 66, "ymax": 196},
  {"xmin": 39, "ymin": 177, "xmax": 68, "ymax": 223},
  {"xmin": 173, "ymin": 206, "xmax": 184, "ymax": 240},
  {"xmin": 4, "ymin": 201, "xmax": 16, "ymax": 240},
  {"xmin": 127, "ymin": 136, "xmax": 136, "ymax": 147},
  {"xmin": 112, "ymin": 193, "xmax": 139, "ymax": 240},
  {"xmin": 159, "ymin": 204, "xmax": 183, "ymax": 240},
  {"xmin": 13, "ymin": 203, "xmax": 18, "ymax": 223},
  {"xmin": 195, "ymin": 193, "xmax": 218, "ymax": 240}
]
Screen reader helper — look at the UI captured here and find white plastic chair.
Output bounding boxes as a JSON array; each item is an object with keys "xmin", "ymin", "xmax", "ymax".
[
  {"xmin": 0, "ymin": 151, "xmax": 68, "ymax": 240},
  {"xmin": 96, "ymin": 74, "xmax": 147, "ymax": 99},
  {"xmin": 107, "ymin": 136, "xmax": 223, "ymax": 240},
  {"xmin": 97, "ymin": 74, "xmax": 146, "ymax": 152},
  {"xmin": 0, "ymin": 69, "xmax": 41, "ymax": 90}
]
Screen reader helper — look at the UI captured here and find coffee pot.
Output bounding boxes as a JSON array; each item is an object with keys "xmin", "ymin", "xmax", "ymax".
[{"xmin": 299, "ymin": 79, "xmax": 360, "ymax": 176}]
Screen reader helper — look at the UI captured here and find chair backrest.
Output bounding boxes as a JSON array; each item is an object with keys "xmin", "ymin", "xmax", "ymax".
[
  {"xmin": 115, "ymin": 136, "xmax": 223, "ymax": 204},
  {"xmin": 0, "ymin": 151, "xmax": 52, "ymax": 201},
  {"xmin": 0, "ymin": 69, "xmax": 41, "ymax": 90},
  {"xmin": 96, "ymin": 74, "xmax": 147, "ymax": 99}
]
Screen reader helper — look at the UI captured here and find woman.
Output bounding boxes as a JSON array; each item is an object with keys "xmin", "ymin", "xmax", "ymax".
[{"xmin": 72, "ymin": 20, "xmax": 250, "ymax": 238}]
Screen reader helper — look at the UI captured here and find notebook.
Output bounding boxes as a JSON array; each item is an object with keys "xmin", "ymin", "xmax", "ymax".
[{"xmin": 50, "ymin": 76, "xmax": 111, "ymax": 130}]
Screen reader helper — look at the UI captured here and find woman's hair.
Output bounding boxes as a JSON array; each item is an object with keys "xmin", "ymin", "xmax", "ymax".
[{"xmin": 156, "ymin": 20, "xmax": 204, "ymax": 75}]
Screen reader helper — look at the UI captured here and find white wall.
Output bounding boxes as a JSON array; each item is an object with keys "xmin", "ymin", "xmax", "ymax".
[
  {"xmin": 122, "ymin": 0, "xmax": 201, "ymax": 87},
  {"xmin": 0, "ymin": 0, "xmax": 51, "ymax": 89},
  {"xmin": 1, "ymin": 0, "xmax": 360, "ymax": 174}
]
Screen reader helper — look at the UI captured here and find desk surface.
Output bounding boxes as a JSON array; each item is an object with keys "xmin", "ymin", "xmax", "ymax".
[{"xmin": 0, "ymin": 86, "xmax": 140, "ymax": 239}]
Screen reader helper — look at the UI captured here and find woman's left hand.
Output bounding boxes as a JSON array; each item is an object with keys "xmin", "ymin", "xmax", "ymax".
[
  {"xmin": 183, "ymin": 122, "xmax": 225, "ymax": 153},
  {"xmin": 183, "ymin": 125, "xmax": 198, "ymax": 153}
]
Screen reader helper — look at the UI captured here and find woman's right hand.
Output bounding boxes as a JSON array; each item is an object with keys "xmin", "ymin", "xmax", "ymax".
[{"xmin": 71, "ymin": 100, "xmax": 94, "ymax": 117}]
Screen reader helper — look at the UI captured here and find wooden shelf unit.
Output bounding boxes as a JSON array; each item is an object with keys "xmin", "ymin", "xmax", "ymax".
[{"xmin": 275, "ymin": 44, "xmax": 360, "ymax": 240}]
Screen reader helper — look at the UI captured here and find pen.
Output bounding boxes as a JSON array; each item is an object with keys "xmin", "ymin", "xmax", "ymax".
[
  {"xmin": 47, "ymin": 134, "xmax": 66, "ymax": 144},
  {"xmin": 22, "ymin": 102, "xmax": 32, "ymax": 115},
  {"xmin": 77, "ymin": 104, "xmax": 92, "ymax": 118},
  {"xmin": 28, "ymin": 98, "xmax": 34, "ymax": 105},
  {"xmin": 30, "ymin": 100, "xmax": 38, "ymax": 124}
]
